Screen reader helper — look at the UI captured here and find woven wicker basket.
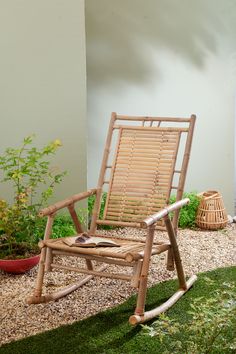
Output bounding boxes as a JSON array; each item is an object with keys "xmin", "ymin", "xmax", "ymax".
[{"xmin": 196, "ymin": 191, "xmax": 228, "ymax": 230}]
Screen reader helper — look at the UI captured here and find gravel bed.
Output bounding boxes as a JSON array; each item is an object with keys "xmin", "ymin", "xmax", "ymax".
[{"xmin": 1, "ymin": 225, "xmax": 236, "ymax": 346}]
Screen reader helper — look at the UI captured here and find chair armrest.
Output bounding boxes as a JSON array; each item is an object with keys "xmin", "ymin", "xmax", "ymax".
[
  {"xmin": 141, "ymin": 198, "xmax": 190, "ymax": 227},
  {"xmin": 38, "ymin": 189, "xmax": 97, "ymax": 217}
]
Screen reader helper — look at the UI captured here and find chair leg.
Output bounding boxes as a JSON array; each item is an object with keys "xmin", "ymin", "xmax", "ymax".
[
  {"xmin": 131, "ymin": 260, "xmax": 143, "ymax": 288},
  {"xmin": 27, "ymin": 247, "xmax": 47, "ymax": 304},
  {"xmin": 85, "ymin": 259, "xmax": 93, "ymax": 270},
  {"xmin": 164, "ymin": 215, "xmax": 187, "ymax": 290},
  {"xmin": 45, "ymin": 247, "xmax": 53, "ymax": 272},
  {"xmin": 166, "ymin": 249, "xmax": 175, "ymax": 271},
  {"xmin": 131, "ymin": 225, "xmax": 155, "ymax": 320},
  {"xmin": 129, "ymin": 217, "xmax": 197, "ymax": 325}
]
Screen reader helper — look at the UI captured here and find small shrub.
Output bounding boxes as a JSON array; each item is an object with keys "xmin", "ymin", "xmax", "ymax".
[
  {"xmin": 88, "ymin": 193, "xmax": 113, "ymax": 229},
  {"xmin": 0, "ymin": 135, "xmax": 66, "ymax": 258},
  {"xmin": 33, "ymin": 212, "xmax": 87, "ymax": 241},
  {"xmin": 51, "ymin": 215, "xmax": 76, "ymax": 238},
  {"xmin": 142, "ymin": 278, "xmax": 236, "ymax": 354},
  {"xmin": 170, "ymin": 191, "xmax": 200, "ymax": 228},
  {"xmin": 88, "ymin": 193, "xmax": 107, "ymax": 220}
]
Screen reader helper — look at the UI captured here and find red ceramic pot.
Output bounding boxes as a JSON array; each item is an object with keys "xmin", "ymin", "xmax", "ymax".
[{"xmin": 0, "ymin": 254, "xmax": 40, "ymax": 274}]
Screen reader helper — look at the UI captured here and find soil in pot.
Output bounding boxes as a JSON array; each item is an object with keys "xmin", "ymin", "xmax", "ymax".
[{"xmin": 0, "ymin": 242, "xmax": 40, "ymax": 274}]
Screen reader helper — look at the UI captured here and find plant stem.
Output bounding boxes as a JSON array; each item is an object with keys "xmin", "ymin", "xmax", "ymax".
[{"xmin": 16, "ymin": 141, "xmax": 27, "ymax": 203}]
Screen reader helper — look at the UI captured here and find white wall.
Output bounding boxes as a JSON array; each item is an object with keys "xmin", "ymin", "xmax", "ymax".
[
  {"xmin": 0, "ymin": 0, "xmax": 87, "ymax": 203},
  {"xmin": 86, "ymin": 0, "xmax": 236, "ymax": 214}
]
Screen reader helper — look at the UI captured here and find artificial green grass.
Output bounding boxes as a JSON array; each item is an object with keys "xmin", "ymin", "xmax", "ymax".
[{"xmin": 1, "ymin": 266, "xmax": 235, "ymax": 354}]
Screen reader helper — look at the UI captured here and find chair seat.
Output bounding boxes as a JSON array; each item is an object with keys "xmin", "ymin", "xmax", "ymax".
[{"xmin": 44, "ymin": 236, "xmax": 171, "ymax": 263}]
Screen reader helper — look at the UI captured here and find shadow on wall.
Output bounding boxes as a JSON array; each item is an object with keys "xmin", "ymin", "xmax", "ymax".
[{"xmin": 85, "ymin": 0, "xmax": 226, "ymax": 86}]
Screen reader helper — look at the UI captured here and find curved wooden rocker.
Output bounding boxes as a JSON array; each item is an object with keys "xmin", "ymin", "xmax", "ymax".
[{"xmin": 28, "ymin": 113, "xmax": 197, "ymax": 325}]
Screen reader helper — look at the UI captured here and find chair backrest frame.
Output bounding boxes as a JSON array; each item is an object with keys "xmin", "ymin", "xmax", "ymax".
[{"xmin": 90, "ymin": 113, "xmax": 196, "ymax": 233}]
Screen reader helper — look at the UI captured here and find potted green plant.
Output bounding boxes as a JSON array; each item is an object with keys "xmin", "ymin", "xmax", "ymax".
[{"xmin": 0, "ymin": 136, "xmax": 66, "ymax": 273}]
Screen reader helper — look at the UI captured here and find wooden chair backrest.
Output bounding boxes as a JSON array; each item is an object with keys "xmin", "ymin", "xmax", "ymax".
[{"xmin": 90, "ymin": 113, "xmax": 196, "ymax": 232}]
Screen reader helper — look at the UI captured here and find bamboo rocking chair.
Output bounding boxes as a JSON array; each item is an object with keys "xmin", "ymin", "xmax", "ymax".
[{"xmin": 28, "ymin": 113, "xmax": 197, "ymax": 325}]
